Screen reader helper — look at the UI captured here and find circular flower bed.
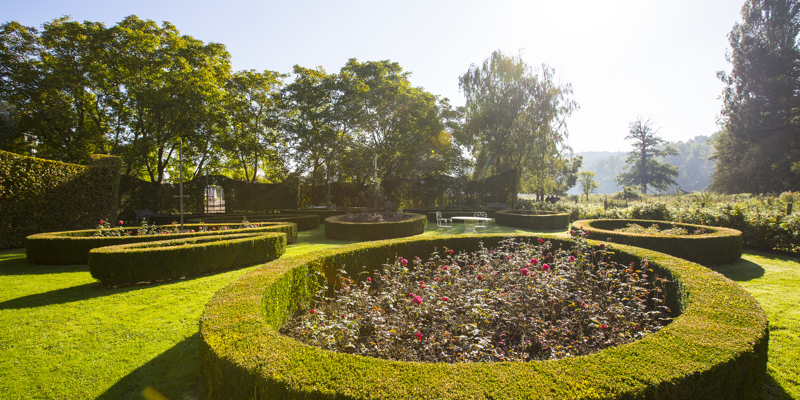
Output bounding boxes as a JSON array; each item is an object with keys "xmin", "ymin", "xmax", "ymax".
[
  {"xmin": 281, "ymin": 235, "xmax": 672, "ymax": 363},
  {"xmin": 200, "ymin": 234, "xmax": 767, "ymax": 399},
  {"xmin": 495, "ymin": 210, "xmax": 570, "ymax": 230},
  {"xmin": 324, "ymin": 213, "xmax": 427, "ymax": 241},
  {"xmin": 572, "ymin": 219, "xmax": 742, "ymax": 265}
]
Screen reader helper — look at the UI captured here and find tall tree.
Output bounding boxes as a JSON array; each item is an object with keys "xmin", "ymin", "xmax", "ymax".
[
  {"xmin": 713, "ymin": 0, "xmax": 800, "ymax": 193},
  {"xmin": 459, "ymin": 50, "xmax": 578, "ymax": 200},
  {"xmin": 578, "ymin": 170, "xmax": 599, "ymax": 201},
  {"xmin": 615, "ymin": 117, "xmax": 678, "ymax": 193}
]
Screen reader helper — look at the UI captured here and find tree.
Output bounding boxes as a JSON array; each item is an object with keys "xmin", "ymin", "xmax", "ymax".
[
  {"xmin": 578, "ymin": 170, "xmax": 599, "ymax": 200},
  {"xmin": 615, "ymin": 117, "xmax": 678, "ymax": 194},
  {"xmin": 713, "ymin": 0, "xmax": 800, "ymax": 193},
  {"xmin": 459, "ymin": 50, "xmax": 578, "ymax": 200}
]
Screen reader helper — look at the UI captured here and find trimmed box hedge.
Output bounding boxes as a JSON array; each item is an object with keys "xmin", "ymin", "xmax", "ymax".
[
  {"xmin": 89, "ymin": 232, "xmax": 286, "ymax": 287},
  {"xmin": 572, "ymin": 219, "xmax": 742, "ymax": 265},
  {"xmin": 495, "ymin": 210, "xmax": 570, "ymax": 230},
  {"xmin": 324, "ymin": 213, "xmax": 427, "ymax": 241},
  {"xmin": 199, "ymin": 234, "xmax": 767, "ymax": 399},
  {"xmin": 280, "ymin": 208, "xmax": 367, "ymax": 222},
  {"xmin": 0, "ymin": 151, "xmax": 122, "ymax": 249},
  {"xmin": 188, "ymin": 214, "xmax": 320, "ymax": 231},
  {"xmin": 26, "ymin": 222, "xmax": 297, "ymax": 265}
]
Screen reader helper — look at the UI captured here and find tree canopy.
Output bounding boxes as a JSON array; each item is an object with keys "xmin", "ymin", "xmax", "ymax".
[
  {"xmin": 713, "ymin": 0, "xmax": 800, "ymax": 193},
  {"xmin": 615, "ymin": 117, "xmax": 678, "ymax": 194}
]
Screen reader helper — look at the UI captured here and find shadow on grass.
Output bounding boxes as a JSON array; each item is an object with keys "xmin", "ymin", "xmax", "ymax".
[
  {"xmin": 95, "ymin": 332, "xmax": 202, "ymax": 400},
  {"xmin": 0, "ymin": 247, "xmax": 90, "ymax": 276},
  {"xmin": 763, "ymin": 371, "xmax": 793, "ymax": 400},
  {"xmin": 705, "ymin": 258, "xmax": 766, "ymax": 282}
]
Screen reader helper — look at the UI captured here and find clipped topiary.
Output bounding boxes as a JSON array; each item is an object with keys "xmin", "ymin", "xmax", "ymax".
[
  {"xmin": 89, "ymin": 232, "xmax": 286, "ymax": 287},
  {"xmin": 200, "ymin": 234, "xmax": 767, "ymax": 399},
  {"xmin": 324, "ymin": 213, "xmax": 427, "ymax": 241},
  {"xmin": 495, "ymin": 210, "xmax": 570, "ymax": 230},
  {"xmin": 572, "ymin": 219, "xmax": 742, "ymax": 265}
]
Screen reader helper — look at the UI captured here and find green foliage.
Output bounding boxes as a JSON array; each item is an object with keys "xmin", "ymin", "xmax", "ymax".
[
  {"xmin": 0, "ymin": 150, "xmax": 122, "ymax": 249},
  {"xmin": 578, "ymin": 170, "xmax": 598, "ymax": 200},
  {"xmin": 187, "ymin": 214, "xmax": 320, "ymax": 231},
  {"xmin": 88, "ymin": 232, "xmax": 286, "ymax": 287},
  {"xmin": 615, "ymin": 117, "xmax": 679, "ymax": 193},
  {"xmin": 494, "ymin": 210, "xmax": 570, "ymax": 230},
  {"xmin": 324, "ymin": 213, "xmax": 427, "ymax": 241},
  {"xmin": 714, "ymin": 0, "xmax": 800, "ymax": 193},
  {"xmin": 572, "ymin": 219, "xmax": 742, "ymax": 265},
  {"xmin": 25, "ymin": 222, "xmax": 297, "ymax": 265},
  {"xmin": 200, "ymin": 234, "xmax": 767, "ymax": 399}
]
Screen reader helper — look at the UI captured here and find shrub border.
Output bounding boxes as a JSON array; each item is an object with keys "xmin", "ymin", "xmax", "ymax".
[
  {"xmin": 572, "ymin": 219, "xmax": 743, "ymax": 265},
  {"xmin": 324, "ymin": 213, "xmax": 427, "ymax": 241},
  {"xmin": 25, "ymin": 222, "xmax": 297, "ymax": 265},
  {"xmin": 188, "ymin": 214, "xmax": 320, "ymax": 231},
  {"xmin": 495, "ymin": 210, "xmax": 570, "ymax": 230},
  {"xmin": 200, "ymin": 234, "xmax": 767, "ymax": 400},
  {"xmin": 89, "ymin": 232, "xmax": 286, "ymax": 287}
]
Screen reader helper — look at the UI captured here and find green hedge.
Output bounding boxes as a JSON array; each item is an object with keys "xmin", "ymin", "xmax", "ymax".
[
  {"xmin": 26, "ymin": 222, "xmax": 297, "ymax": 265},
  {"xmin": 187, "ymin": 214, "xmax": 320, "ymax": 231},
  {"xmin": 324, "ymin": 213, "xmax": 427, "ymax": 241},
  {"xmin": 495, "ymin": 210, "xmax": 570, "ymax": 230},
  {"xmin": 571, "ymin": 219, "xmax": 742, "ymax": 265},
  {"xmin": 89, "ymin": 232, "xmax": 286, "ymax": 287},
  {"xmin": 0, "ymin": 151, "xmax": 122, "ymax": 249},
  {"xmin": 199, "ymin": 234, "xmax": 767, "ymax": 399},
  {"xmin": 281, "ymin": 208, "xmax": 366, "ymax": 222}
]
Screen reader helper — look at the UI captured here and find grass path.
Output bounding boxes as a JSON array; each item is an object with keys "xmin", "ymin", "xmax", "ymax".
[{"xmin": 0, "ymin": 224, "xmax": 797, "ymax": 399}]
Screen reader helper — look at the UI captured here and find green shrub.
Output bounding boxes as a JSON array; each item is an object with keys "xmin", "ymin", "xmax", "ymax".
[
  {"xmin": 26, "ymin": 222, "xmax": 297, "ymax": 265},
  {"xmin": 494, "ymin": 210, "xmax": 570, "ymax": 230},
  {"xmin": 324, "ymin": 213, "xmax": 427, "ymax": 241},
  {"xmin": 572, "ymin": 219, "xmax": 742, "ymax": 265},
  {"xmin": 89, "ymin": 232, "xmax": 286, "ymax": 287},
  {"xmin": 0, "ymin": 151, "xmax": 122, "ymax": 249},
  {"xmin": 188, "ymin": 214, "xmax": 320, "ymax": 231},
  {"xmin": 200, "ymin": 234, "xmax": 767, "ymax": 399}
]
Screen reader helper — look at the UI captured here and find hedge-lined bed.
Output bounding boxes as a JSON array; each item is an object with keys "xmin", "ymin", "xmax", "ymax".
[
  {"xmin": 25, "ymin": 222, "xmax": 297, "ymax": 265},
  {"xmin": 572, "ymin": 219, "xmax": 742, "ymax": 265},
  {"xmin": 89, "ymin": 232, "xmax": 286, "ymax": 287},
  {"xmin": 324, "ymin": 213, "xmax": 427, "ymax": 241},
  {"xmin": 281, "ymin": 208, "xmax": 367, "ymax": 222},
  {"xmin": 494, "ymin": 210, "xmax": 570, "ymax": 230},
  {"xmin": 187, "ymin": 214, "xmax": 320, "ymax": 231},
  {"xmin": 200, "ymin": 234, "xmax": 768, "ymax": 400}
]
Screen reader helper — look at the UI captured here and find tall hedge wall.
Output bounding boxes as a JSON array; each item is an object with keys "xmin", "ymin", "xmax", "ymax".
[
  {"xmin": 0, "ymin": 151, "xmax": 122, "ymax": 249},
  {"xmin": 200, "ymin": 234, "xmax": 768, "ymax": 399}
]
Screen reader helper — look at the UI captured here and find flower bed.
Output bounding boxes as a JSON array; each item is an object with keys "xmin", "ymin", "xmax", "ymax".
[
  {"xmin": 187, "ymin": 214, "xmax": 320, "ymax": 231},
  {"xmin": 25, "ymin": 222, "xmax": 297, "ymax": 265},
  {"xmin": 495, "ymin": 210, "xmax": 570, "ymax": 230},
  {"xmin": 281, "ymin": 208, "xmax": 367, "ymax": 222},
  {"xmin": 572, "ymin": 219, "xmax": 742, "ymax": 265},
  {"xmin": 324, "ymin": 213, "xmax": 427, "ymax": 241},
  {"xmin": 89, "ymin": 232, "xmax": 286, "ymax": 287},
  {"xmin": 200, "ymin": 234, "xmax": 767, "ymax": 399}
]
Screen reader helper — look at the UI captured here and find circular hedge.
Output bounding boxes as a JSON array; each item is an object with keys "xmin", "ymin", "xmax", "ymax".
[
  {"xmin": 572, "ymin": 219, "xmax": 742, "ymax": 265},
  {"xmin": 25, "ymin": 222, "xmax": 297, "ymax": 265},
  {"xmin": 495, "ymin": 210, "xmax": 570, "ymax": 230},
  {"xmin": 89, "ymin": 232, "xmax": 286, "ymax": 287},
  {"xmin": 200, "ymin": 234, "xmax": 767, "ymax": 399},
  {"xmin": 324, "ymin": 213, "xmax": 427, "ymax": 241}
]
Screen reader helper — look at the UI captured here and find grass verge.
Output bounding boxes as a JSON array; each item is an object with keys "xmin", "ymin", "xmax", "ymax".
[{"xmin": 0, "ymin": 224, "xmax": 796, "ymax": 399}]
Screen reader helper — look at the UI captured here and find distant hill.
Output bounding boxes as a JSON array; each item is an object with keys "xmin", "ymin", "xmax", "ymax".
[{"xmin": 568, "ymin": 136, "xmax": 715, "ymax": 195}]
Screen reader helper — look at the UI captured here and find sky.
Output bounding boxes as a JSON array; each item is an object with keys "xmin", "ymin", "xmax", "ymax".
[{"xmin": 5, "ymin": 0, "xmax": 746, "ymax": 153}]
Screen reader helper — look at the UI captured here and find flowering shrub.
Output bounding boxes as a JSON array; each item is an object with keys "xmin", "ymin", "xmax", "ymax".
[
  {"xmin": 340, "ymin": 212, "xmax": 410, "ymax": 223},
  {"xmin": 92, "ymin": 218, "xmax": 233, "ymax": 237},
  {"xmin": 281, "ymin": 234, "xmax": 672, "ymax": 363}
]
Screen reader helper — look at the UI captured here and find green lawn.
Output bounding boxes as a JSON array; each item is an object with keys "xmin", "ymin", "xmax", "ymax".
[{"xmin": 0, "ymin": 223, "xmax": 797, "ymax": 399}]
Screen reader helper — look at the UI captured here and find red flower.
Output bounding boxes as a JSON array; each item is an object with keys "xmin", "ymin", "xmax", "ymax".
[
  {"xmin": 118, "ymin": 220, "xmax": 123, "ymax": 225},
  {"xmin": 310, "ymin": 309, "xmax": 315, "ymax": 315},
  {"xmin": 569, "ymin": 230, "xmax": 575, "ymax": 236},
  {"xmin": 412, "ymin": 296, "xmax": 423, "ymax": 305},
  {"xmin": 520, "ymin": 268, "xmax": 529, "ymax": 276},
  {"xmin": 443, "ymin": 265, "xmax": 449, "ymax": 270},
  {"xmin": 415, "ymin": 331, "xmax": 422, "ymax": 340},
  {"xmin": 366, "ymin": 277, "xmax": 372, "ymax": 283},
  {"xmin": 600, "ymin": 324, "xmax": 609, "ymax": 330},
  {"xmin": 442, "ymin": 297, "xmax": 449, "ymax": 301},
  {"xmin": 477, "ymin": 274, "xmax": 484, "ymax": 281},
  {"xmin": 212, "ymin": 227, "xmax": 216, "ymax": 230},
  {"xmin": 419, "ymin": 281, "xmax": 425, "ymax": 286},
  {"xmin": 409, "ymin": 293, "xmax": 415, "ymax": 298},
  {"xmin": 99, "ymin": 220, "xmax": 104, "ymax": 224},
  {"xmin": 537, "ymin": 238, "xmax": 544, "ymax": 243},
  {"xmin": 599, "ymin": 243, "xmax": 605, "ymax": 249},
  {"xmin": 530, "ymin": 258, "xmax": 538, "ymax": 265},
  {"xmin": 541, "ymin": 264, "xmax": 551, "ymax": 271}
]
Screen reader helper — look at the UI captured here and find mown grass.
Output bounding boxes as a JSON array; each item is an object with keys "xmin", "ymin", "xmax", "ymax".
[{"xmin": 0, "ymin": 223, "xmax": 797, "ymax": 399}]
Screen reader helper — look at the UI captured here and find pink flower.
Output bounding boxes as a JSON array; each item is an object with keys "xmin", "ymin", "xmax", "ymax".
[
  {"xmin": 415, "ymin": 331, "xmax": 422, "ymax": 340},
  {"xmin": 310, "ymin": 309, "xmax": 315, "ymax": 315},
  {"xmin": 542, "ymin": 264, "xmax": 551, "ymax": 272},
  {"xmin": 401, "ymin": 258, "xmax": 408, "ymax": 266},
  {"xmin": 419, "ymin": 281, "xmax": 425, "ymax": 286},
  {"xmin": 409, "ymin": 293, "xmax": 415, "ymax": 298},
  {"xmin": 569, "ymin": 230, "xmax": 575, "ymax": 236},
  {"xmin": 506, "ymin": 256, "xmax": 511, "ymax": 260},
  {"xmin": 413, "ymin": 296, "xmax": 423, "ymax": 305},
  {"xmin": 434, "ymin": 277, "xmax": 439, "ymax": 281},
  {"xmin": 520, "ymin": 268, "xmax": 529, "ymax": 276},
  {"xmin": 586, "ymin": 231, "xmax": 590, "ymax": 236},
  {"xmin": 443, "ymin": 265, "xmax": 449, "ymax": 270},
  {"xmin": 530, "ymin": 259, "xmax": 538, "ymax": 265},
  {"xmin": 569, "ymin": 256, "xmax": 575, "ymax": 262},
  {"xmin": 538, "ymin": 238, "xmax": 544, "ymax": 243},
  {"xmin": 366, "ymin": 277, "xmax": 372, "ymax": 283},
  {"xmin": 600, "ymin": 324, "xmax": 609, "ymax": 330},
  {"xmin": 599, "ymin": 243, "xmax": 605, "ymax": 249},
  {"xmin": 477, "ymin": 274, "xmax": 484, "ymax": 281},
  {"xmin": 447, "ymin": 249, "xmax": 454, "ymax": 254}
]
